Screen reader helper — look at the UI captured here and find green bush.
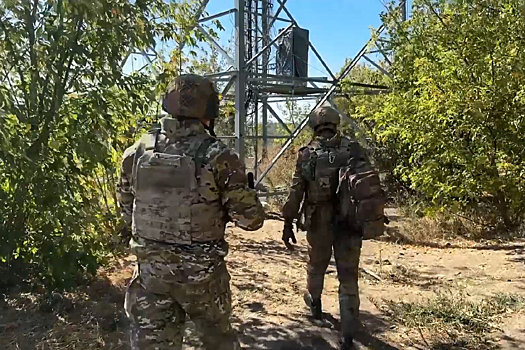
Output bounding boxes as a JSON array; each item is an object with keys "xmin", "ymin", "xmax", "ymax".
[
  {"xmin": 0, "ymin": 0, "xmax": 210, "ymax": 288},
  {"xmin": 368, "ymin": 0, "xmax": 525, "ymax": 229}
]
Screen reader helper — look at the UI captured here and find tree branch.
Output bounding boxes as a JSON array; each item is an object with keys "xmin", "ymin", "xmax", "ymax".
[
  {"xmin": 423, "ymin": 0, "xmax": 476, "ymax": 84},
  {"xmin": 0, "ymin": 19, "xmax": 31, "ymax": 120},
  {"xmin": 24, "ymin": 0, "xmax": 39, "ymax": 114},
  {"xmin": 27, "ymin": 0, "xmax": 65, "ymax": 159}
]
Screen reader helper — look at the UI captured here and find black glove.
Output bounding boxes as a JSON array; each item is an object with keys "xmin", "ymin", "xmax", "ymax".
[
  {"xmin": 247, "ymin": 172, "xmax": 255, "ymax": 189},
  {"xmin": 282, "ymin": 222, "xmax": 297, "ymax": 250}
]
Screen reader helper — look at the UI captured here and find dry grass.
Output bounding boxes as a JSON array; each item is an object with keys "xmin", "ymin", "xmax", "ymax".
[
  {"xmin": 257, "ymin": 143, "xmax": 303, "ymax": 213},
  {"xmin": 384, "ymin": 204, "xmax": 502, "ymax": 248},
  {"xmin": 258, "ymin": 146, "xmax": 298, "ymax": 190},
  {"xmin": 378, "ymin": 264, "xmax": 444, "ymax": 289},
  {"xmin": 373, "ymin": 292, "xmax": 525, "ymax": 349},
  {"xmin": 0, "ymin": 256, "xmax": 135, "ymax": 350}
]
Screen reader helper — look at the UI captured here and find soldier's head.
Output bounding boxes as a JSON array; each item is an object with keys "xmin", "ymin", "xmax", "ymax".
[
  {"xmin": 162, "ymin": 74, "xmax": 219, "ymax": 125},
  {"xmin": 308, "ymin": 104, "xmax": 340, "ymax": 138}
]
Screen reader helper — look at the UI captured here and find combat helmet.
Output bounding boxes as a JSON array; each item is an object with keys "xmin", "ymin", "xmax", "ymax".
[
  {"xmin": 308, "ymin": 104, "xmax": 340, "ymax": 131},
  {"xmin": 162, "ymin": 74, "xmax": 219, "ymax": 120}
]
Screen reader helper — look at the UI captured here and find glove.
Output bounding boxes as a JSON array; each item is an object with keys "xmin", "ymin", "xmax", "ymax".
[
  {"xmin": 282, "ymin": 222, "xmax": 297, "ymax": 250},
  {"xmin": 247, "ymin": 172, "xmax": 255, "ymax": 189}
]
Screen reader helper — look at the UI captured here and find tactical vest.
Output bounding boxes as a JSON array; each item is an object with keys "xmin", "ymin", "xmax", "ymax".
[
  {"xmin": 131, "ymin": 132, "xmax": 226, "ymax": 245},
  {"xmin": 302, "ymin": 137, "xmax": 352, "ymax": 205}
]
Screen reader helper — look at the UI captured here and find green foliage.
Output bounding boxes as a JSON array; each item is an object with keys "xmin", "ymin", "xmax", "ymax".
[
  {"xmin": 0, "ymin": 0, "xmax": 207, "ymax": 288},
  {"xmin": 372, "ymin": 0, "xmax": 525, "ymax": 229},
  {"xmin": 336, "ymin": 63, "xmax": 396, "ymax": 174}
]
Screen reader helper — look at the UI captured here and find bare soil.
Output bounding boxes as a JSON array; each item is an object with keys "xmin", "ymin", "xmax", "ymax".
[{"xmin": 1, "ymin": 209, "xmax": 525, "ymax": 349}]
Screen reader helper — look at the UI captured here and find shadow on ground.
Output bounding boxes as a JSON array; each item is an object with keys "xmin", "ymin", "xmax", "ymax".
[
  {"xmin": 231, "ymin": 307, "xmax": 399, "ymax": 350},
  {"xmin": 0, "ymin": 274, "xmax": 130, "ymax": 349}
]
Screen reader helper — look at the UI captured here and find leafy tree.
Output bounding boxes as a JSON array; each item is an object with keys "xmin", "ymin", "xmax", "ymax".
[
  {"xmin": 0, "ymin": 0, "xmax": 209, "ymax": 287},
  {"xmin": 375, "ymin": 0, "xmax": 525, "ymax": 229}
]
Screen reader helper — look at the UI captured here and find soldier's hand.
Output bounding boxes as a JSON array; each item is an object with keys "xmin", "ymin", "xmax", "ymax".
[
  {"xmin": 282, "ymin": 222, "xmax": 297, "ymax": 251},
  {"xmin": 247, "ymin": 172, "xmax": 255, "ymax": 189}
]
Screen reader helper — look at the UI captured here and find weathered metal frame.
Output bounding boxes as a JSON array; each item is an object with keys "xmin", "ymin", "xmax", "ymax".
[
  {"xmin": 255, "ymin": 0, "xmax": 408, "ymax": 186},
  {"xmin": 157, "ymin": 0, "xmax": 409, "ymax": 188}
]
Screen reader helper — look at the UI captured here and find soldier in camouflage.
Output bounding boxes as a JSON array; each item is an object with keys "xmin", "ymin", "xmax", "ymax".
[
  {"xmin": 282, "ymin": 104, "xmax": 374, "ymax": 350},
  {"xmin": 117, "ymin": 74, "xmax": 264, "ymax": 350}
]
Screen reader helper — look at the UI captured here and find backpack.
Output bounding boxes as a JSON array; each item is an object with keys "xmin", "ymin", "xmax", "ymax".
[{"xmin": 336, "ymin": 159, "xmax": 386, "ymax": 240}]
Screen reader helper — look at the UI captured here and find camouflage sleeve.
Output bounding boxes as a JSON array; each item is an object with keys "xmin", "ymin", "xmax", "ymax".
[
  {"xmin": 282, "ymin": 149, "xmax": 307, "ymax": 223},
  {"xmin": 116, "ymin": 144, "xmax": 137, "ymax": 225},
  {"xmin": 212, "ymin": 145, "xmax": 264, "ymax": 231}
]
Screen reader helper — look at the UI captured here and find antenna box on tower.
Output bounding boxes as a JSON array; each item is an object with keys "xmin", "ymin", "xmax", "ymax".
[{"xmin": 276, "ymin": 27, "xmax": 309, "ymax": 81}]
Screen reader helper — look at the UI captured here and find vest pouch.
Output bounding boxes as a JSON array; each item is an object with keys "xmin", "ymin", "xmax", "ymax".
[
  {"xmin": 357, "ymin": 197, "xmax": 385, "ymax": 240},
  {"xmin": 136, "ymin": 152, "xmax": 198, "ymax": 191},
  {"xmin": 357, "ymin": 197, "xmax": 385, "ymax": 222},
  {"xmin": 307, "ymin": 149, "xmax": 339, "ymax": 203},
  {"xmin": 303, "ymin": 204, "xmax": 316, "ymax": 231},
  {"xmin": 362, "ymin": 219, "xmax": 385, "ymax": 240}
]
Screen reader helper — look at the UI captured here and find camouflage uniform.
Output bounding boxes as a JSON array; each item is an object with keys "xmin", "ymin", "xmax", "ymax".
[
  {"xmin": 282, "ymin": 105, "xmax": 372, "ymax": 346},
  {"xmin": 117, "ymin": 75, "xmax": 264, "ymax": 350}
]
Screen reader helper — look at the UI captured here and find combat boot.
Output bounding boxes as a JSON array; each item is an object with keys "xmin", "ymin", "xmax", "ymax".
[
  {"xmin": 303, "ymin": 292, "xmax": 322, "ymax": 320},
  {"xmin": 339, "ymin": 294, "xmax": 359, "ymax": 348},
  {"xmin": 339, "ymin": 336, "xmax": 354, "ymax": 350}
]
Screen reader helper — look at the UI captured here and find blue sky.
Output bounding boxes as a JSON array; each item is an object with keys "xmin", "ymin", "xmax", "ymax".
[
  {"xmin": 124, "ymin": 1, "xmax": 409, "ymax": 75},
  {"xmin": 204, "ymin": 0, "xmax": 403, "ymax": 75}
]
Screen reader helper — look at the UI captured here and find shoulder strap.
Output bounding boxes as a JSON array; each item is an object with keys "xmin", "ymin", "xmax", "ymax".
[
  {"xmin": 340, "ymin": 136, "xmax": 352, "ymax": 148},
  {"xmin": 194, "ymin": 136, "xmax": 216, "ymax": 174},
  {"xmin": 131, "ymin": 130, "xmax": 160, "ymax": 188}
]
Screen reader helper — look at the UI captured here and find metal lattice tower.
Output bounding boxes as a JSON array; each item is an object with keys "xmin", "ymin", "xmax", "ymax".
[{"xmin": 189, "ymin": 0, "xmax": 406, "ymax": 185}]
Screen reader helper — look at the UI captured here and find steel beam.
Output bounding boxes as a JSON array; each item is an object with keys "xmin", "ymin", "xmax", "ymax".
[
  {"xmin": 205, "ymin": 70, "xmax": 236, "ymax": 79},
  {"xmin": 327, "ymin": 98, "xmax": 370, "ymax": 149},
  {"xmin": 261, "ymin": 0, "xmax": 270, "ymax": 155},
  {"xmin": 245, "ymin": 10, "xmax": 293, "ymax": 23},
  {"xmin": 275, "ymin": 0, "xmax": 336, "ymax": 80},
  {"xmin": 234, "ymin": 0, "xmax": 246, "ymax": 160},
  {"xmin": 345, "ymin": 81, "xmax": 390, "ymax": 89},
  {"xmin": 264, "ymin": 101, "xmax": 292, "ymax": 135},
  {"xmin": 196, "ymin": 25, "xmax": 236, "ymax": 66},
  {"xmin": 269, "ymin": 0, "xmax": 288, "ymax": 28},
  {"xmin": 248, "ymin": 73, "xmax": 334, "ymax": 85},
  {"xmin": 198, "ymin": 8, "xmax": 236, "ymax": 23},
  {"xmin": 245, "ymin": 23, "xmax": 294, "ymax": 67},
  {"xmin": 374, "ymin": 42, "xmax": 393, "ymax": 66},
  {"xmin": 363, "ymin": 55, "xmax": 392, "ymax": 78},
  {"xmin": 221, "ymin": 74, "xmax": 237, "ymax": 96},
  {"xmin": 256, "ymin": 24, "xmax": 387, "ymax": 186},
  {"xmin": 308, "ymin": 42, "xmax": 337, "ymax": 81},
  {"xmin": 178, "ymin": 0, "xmax": 210, "ymax": 52},
  {"xmin": 140, "ymin": 49, "xmax": 159, "ymax": 74}
]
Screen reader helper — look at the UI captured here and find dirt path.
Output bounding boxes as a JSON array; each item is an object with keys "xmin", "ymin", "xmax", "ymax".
[
  {"xmin": 225, "ymin": 217, "xmax": 525, "ymax": 349},
  {"xmin": 1, "ymin": 215, "xmax": 525, "ymax": 349}
]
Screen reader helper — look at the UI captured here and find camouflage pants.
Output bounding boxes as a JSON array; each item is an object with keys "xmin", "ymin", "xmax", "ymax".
[
  {"xmin": 305, "ymin": 206, "xmax": 362, "ymax": 337},
  {"xmin": 125, "ymin": 260, "xmax": 240, "ymax": 350}
]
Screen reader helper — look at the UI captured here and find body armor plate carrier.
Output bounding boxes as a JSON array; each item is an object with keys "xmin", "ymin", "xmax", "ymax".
[{"xmin": 131, "ymin": 133, "xmax": 225, "ymax": 245}]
